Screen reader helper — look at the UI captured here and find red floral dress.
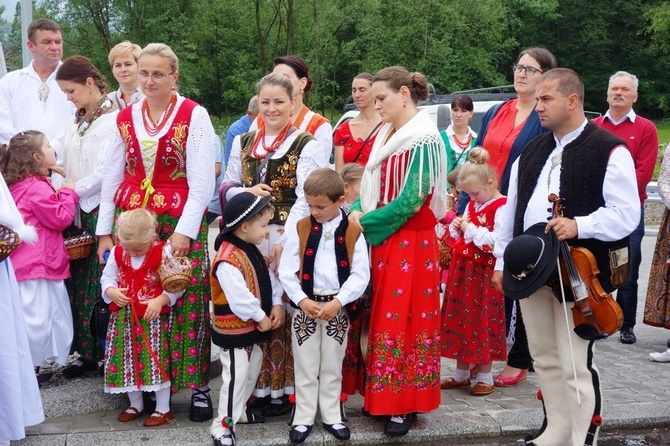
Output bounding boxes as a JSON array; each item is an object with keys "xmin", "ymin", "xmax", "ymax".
[
  {"xmin": 440, "ymin": 198, "xmax": 507, "ymax": 364},
  {"xmin": 361, "ymin": 150, "xmax": 442, "ymax": 416}
]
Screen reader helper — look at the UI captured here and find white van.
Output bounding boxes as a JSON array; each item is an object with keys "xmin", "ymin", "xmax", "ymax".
[{"xmin": 335, "ymin": 86, "xmax": 518, "ymax": 133}]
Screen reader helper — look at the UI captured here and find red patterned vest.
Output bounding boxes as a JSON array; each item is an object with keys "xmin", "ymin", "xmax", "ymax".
[
  {"xmin": 453, "ymin": 197, "xmax": 507, "ymax": 266},
  {"xmin": 109, "ymin": 240, "xmax": 170, "ymax": 317},
  {"xmin": 210, "ymin": 238, "xmax": 272, "ymax": 348},
  {"xmin": 114, "ymin": 99, "xmax": 198, "ymax": 217}
]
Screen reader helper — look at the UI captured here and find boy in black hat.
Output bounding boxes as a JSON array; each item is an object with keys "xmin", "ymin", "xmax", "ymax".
[
  {"xmin": 279, "ymin": 168, "xmax": 369, "ymax": 444},
  {"xmin": 209, "ymin": 192, "xmax": 285, "ymax": 446}
]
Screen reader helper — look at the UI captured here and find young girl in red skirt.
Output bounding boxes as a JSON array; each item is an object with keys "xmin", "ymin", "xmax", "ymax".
[
  {"xmin": 101, "ymin": 209, "xmax": 182, "ymax": 427},
  {"xmin": 440, "ymin": 147, "xmax": 507, "ymax": 396}
]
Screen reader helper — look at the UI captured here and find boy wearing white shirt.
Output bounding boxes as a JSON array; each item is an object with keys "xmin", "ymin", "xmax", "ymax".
[
  {"xmin": 209, "ymin": 192, "xmax": 285, "ymax": 446},
  {"xmin": 279, "ymin": 168, "xmax": 370, "ymax": 444}
]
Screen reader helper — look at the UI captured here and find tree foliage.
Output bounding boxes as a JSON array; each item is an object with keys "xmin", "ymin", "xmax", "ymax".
[{"xmin": 2, "ymin": 0, "xmax": 667, "ymax": 120}]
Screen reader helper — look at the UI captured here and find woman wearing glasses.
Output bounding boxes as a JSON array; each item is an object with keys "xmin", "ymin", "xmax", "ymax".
[
  {"xmin": 461, "ymin": 47, "xmax": 557, "ymax": 389},
  {"xmin": 96, "ymin": 43, "xmax": 217, "ymax": 424}
]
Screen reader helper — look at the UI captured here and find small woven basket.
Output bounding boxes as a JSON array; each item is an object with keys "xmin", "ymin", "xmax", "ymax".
[
  {"xmin": 65, "ymin": 231, "xmax": 94, "ymax": 260},
  {"xmin": 438, "ymin": 236, "xmax": 452, "ymax": 270},
  {"xmin": 0, "ymin": 224, "xmax": 21, "ymax": 262},
  {"xmin": 159, "ymin": 256, "xmax": 193, "ymax": 293}
]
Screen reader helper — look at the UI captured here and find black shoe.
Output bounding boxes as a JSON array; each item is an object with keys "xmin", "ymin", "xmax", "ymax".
[
  {"xmin": 62, "ymin": 360, "xmax": 98, "ymax": 378},
  {"xmin": 384, "ymin": 413, "xmax": 416, "ymax": 437},
  {"xmin": 262, "ymin": 396, "xmax": 292, "ymax": 416},
  {"xmin": 212, "ymin": 430, "xmax": 236, "ymax": 446},
  {"xmin": 143, "ymin": 391, "xmax": 157, "ymax": 415},
  {"xmin": 190, "ymin": 389, "xmax": 213, "ymax": 422},
  {"xmin": 620, "ymin": 327, "xmax": 636, "ymax": 344},
  {"xmin": 289, "ymin": 425, "xmax": 312, "ymax": 444},
  {"xmin": 323, "ymin": 423, "xmax": 350, "ymax": 441},
  {"xmin": 666, "ymin": 337, "xmax": 670, "ymax": 349},
  {"xmin": 244, "ymin": 408, "xmax": 265, "ymax": 424}
]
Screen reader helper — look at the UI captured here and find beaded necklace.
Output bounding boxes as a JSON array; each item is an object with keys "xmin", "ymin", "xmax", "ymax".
[
  {"xmin": 452, "ymin": 132, "xmax": 473, "ymax": 150},
  {"xmin": 76, "ymin": 96, "xmax": 115, "ymax": 137},
  {"xmin": 249, "ymin": 122, "xmax": 293, "ymax": 159},
  {"xmin": 142, "ymin": 93, "xmax": 178, "ymax": 137}
]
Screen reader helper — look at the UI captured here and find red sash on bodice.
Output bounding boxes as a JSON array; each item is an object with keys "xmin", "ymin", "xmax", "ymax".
[{"xmin": 114, "ymin": 99, "xmax": 198, "ymax": 217}]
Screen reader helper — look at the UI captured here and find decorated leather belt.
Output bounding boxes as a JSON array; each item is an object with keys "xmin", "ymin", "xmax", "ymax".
[{"xmin": 310, "ymin": 294, "xmax": 337, "ymax": 302}]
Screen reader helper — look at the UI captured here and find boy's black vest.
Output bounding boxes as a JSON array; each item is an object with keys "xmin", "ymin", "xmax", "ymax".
[
  {"xmin": 294, "ymin": 210, "xmax": 363, "ymax": 319},
  {"xmin": 513, "ymin": 123, "xmax": 630, "ymax": 296}
]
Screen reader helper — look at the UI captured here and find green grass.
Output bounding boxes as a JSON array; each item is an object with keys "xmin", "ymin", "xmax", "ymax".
[{"xmin": 653, "ymin": 121, "xmax": 670, "ymax": 180}]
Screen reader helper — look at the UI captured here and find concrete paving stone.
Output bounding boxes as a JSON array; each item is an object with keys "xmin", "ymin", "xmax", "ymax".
[
  {"xmin": 64, "ymin": 426, "xmax": 212, "ymax": 446},
  {"xmin": 11, "ymin": 434, "xmax": 66, "ymax": 446},
  {"xmin": 486, "ymin": 407, "xmax": 544, "ymax": 437},
  {"xmin": 24, "ymin": 422, "xmax": 71, "ymax": 436}
]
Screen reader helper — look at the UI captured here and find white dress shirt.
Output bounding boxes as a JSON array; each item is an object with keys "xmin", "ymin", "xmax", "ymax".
[
  {"xmin": 278, "ymin": 212, "xmax": 370, "ymax": 307},
  {"xmin": 214, "ymin": 257, "xmax": 283, "ymax": 323},
  {"xmin": 494, "ymin": 119, "xmax": 640, "ymax": 271},
  {"xmin": 604, "ymin": 108, "xmax": 636, "ymax": 125},
  {"xmin": 96, "ymin": 95, "xmax": 216, "ymax": 239},
  {"xmin": 0, "ymin": 61, "xmax": 76, "ymax": 152}
]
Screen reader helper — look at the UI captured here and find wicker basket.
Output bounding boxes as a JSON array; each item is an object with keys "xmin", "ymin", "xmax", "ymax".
[
  {"xmin": 65, "ymin": 231, "xmax": 94, "ymax": 260},
  {"xmin": 0, "ymin": 224, "xmax": 21, "ymax": 262},
  {"xmin": 159, "ymin": 256, "xmax": 193, "ymax": 293},
  {"xmin": 438, "ymin": 236, "xmax": 452, "ymax": 270}
]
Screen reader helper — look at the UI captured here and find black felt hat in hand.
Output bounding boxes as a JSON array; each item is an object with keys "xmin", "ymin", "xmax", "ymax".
[
  {"xmin": 503, "ymin": 222, "xmax": 560, "ymax": 300},
  {"xmin": 221, "ymin": 192, "xmax": 273, "ymax": 235}
]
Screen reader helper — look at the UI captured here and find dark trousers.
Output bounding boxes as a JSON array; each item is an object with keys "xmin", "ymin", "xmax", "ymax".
[
  {"xmin": 505, "ymin": 296, "xmax": 533, "ymax": 370},
  {"xmin": 616, "ymin": 206, "xmax": 644, "ymax": 329}
]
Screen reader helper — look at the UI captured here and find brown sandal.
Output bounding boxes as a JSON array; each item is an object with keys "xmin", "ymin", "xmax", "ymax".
[
  {"xmin": 470, "ymin": 382, "xmax": 495, "ymax": 396},
  {"xmin": 440, "ymin": 377, "xmax": 471, "ymax": 389},
  {"xmin": 118, "ymin": 406, "xmax": 143, "ymax": 422}
]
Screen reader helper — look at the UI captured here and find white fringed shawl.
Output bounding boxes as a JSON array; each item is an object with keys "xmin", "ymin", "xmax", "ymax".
[{"xmin": 360, "ymin": 109, "xmax": 447, "ymax": 219}]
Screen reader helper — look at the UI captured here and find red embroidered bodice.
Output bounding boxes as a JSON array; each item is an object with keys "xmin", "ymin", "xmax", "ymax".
[
  {"xmin": 453, "ymin": 197, "xmax": 507, "ymax": 265},
  {"xmin": 114, "ymin": 99, "xmax": 197, "ymax": 217},
  {"xmin": 109, "ymin": 240, "xmax": 169, "ymax": 317}
]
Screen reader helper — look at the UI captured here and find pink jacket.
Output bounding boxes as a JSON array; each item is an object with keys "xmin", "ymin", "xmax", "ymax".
[{"xmin": 9, "ymin": 176, "xmax": 79, "ymax": 281}]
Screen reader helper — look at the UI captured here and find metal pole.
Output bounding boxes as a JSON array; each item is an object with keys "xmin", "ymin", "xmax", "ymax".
[{"xmin": 21, "ymin": 0, "xmax": 33, "ymax": 68}]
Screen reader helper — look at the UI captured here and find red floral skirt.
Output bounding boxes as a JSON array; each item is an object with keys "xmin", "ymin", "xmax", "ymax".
[
  {"xmin": 363, "ymin": 226, "xmax": 441, "ymax": 415},
  {"xmin": 440, "ymin": 253, "xmax": 506, "ymax": 363}
]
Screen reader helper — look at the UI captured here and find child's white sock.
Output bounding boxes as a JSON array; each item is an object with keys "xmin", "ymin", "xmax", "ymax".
[
  {"xmin": 154, "ymin": 387, "xmax": 171, "ymax": 414},
  {"xmin": 476, "ymin": 372, "xmax": 493, "ymax": 385},
  {"xmin": 128, "ymin": 390, "xmax": 144, "ymax": 412},
  {"xmin": 453, "ymin": 368, "xmax": 470, "ymax": 382}
]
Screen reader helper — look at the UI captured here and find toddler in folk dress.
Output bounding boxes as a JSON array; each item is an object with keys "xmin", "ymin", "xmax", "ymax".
[
  {"xmin": 440, "ymin": 148, "xmax": 507, "ymax": 396},
  {"xmin": 101, "ymin": 209, "xmax": 182, "ymax": 427}
]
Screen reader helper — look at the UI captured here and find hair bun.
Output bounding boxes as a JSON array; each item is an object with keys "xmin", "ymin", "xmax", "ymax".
[{"xmin": 410, "ymin": 72, "xmax": 429, "ymax": 102}]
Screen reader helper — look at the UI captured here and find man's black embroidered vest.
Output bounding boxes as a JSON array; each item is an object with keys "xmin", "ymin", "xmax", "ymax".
[{"xmin": 513, "ymin": 123, "xmax": 630, "ymax": 294}]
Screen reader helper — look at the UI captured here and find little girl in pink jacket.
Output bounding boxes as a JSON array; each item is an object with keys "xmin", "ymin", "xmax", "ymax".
[{"xmin": 1, "ymin": 131, "xmax": 79, "ymax": 380}]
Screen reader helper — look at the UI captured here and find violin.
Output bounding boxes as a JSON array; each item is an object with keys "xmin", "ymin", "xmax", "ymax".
[{"xmin": 549, "ymin": 194, "xmax": 623, "ymax": 339}]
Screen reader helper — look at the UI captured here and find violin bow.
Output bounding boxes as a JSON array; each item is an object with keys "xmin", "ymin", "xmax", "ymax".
[{"xmin": 555, "ymin": 241, "xmax": 582, "ymax": 406}]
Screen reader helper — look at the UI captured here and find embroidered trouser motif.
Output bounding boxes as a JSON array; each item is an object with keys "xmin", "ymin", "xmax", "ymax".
[
  {"xmin": 291, "ymin": 308, "xmax": 349, "ymax": 425},
  {"xmin": 520, "ymin": 286, "xmax": 601, "ymax": 446}
]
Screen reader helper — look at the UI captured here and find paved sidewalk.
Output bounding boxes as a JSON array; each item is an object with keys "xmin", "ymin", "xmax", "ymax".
[{"xmin": 12, "ymin": 234, "xmax": 670, "ymax": 445}]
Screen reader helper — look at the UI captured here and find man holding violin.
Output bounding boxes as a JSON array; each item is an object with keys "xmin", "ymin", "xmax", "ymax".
[{"xmin": 492, "ymin": 68, "xmax": 639, "ymax": 446}]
